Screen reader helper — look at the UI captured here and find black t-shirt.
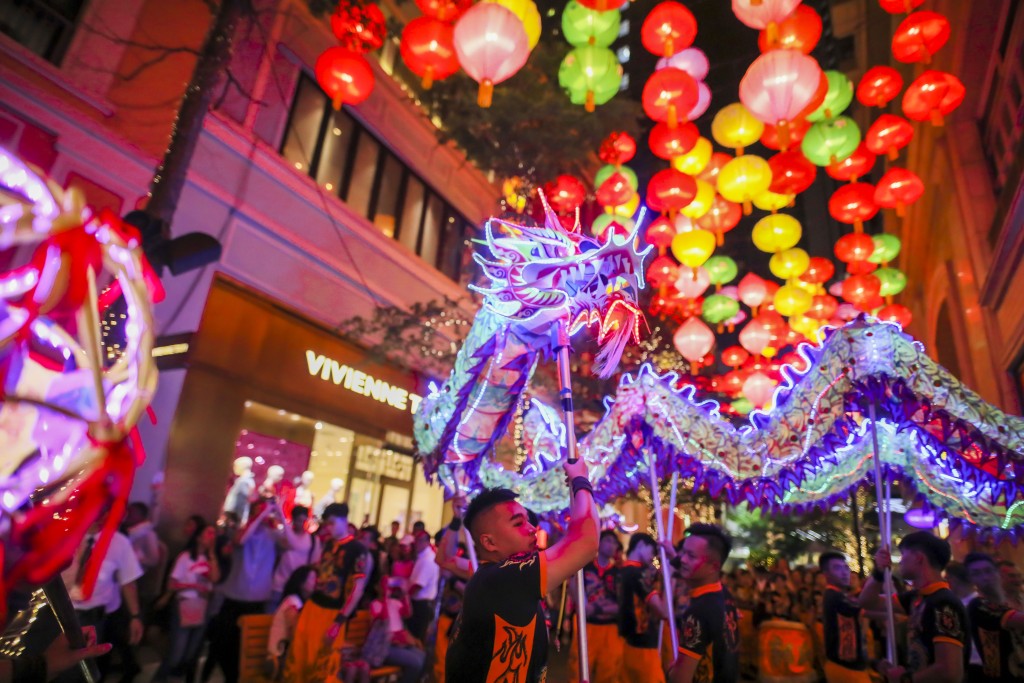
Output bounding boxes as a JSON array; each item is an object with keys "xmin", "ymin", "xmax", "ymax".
[
  {"xmin": 581, "ymin": 559, "xmax": 619, "ymax": 625},
  {"xmin": 896, "ymin": 582, "xmax": 969, "ymax": 674},
  {"xmin": 677, "ymin": 582, "xmax": 740, "ymax": 683},
  {"xmin": 617, "ymin": 560, "xmax": 660, "ymax": 649},
  {"xmin": 822, "ymin": 584, "xmax": 866, "ymax": 670},
  {"xmin": 967, "ymin": 596, "xmax": 1024, "ymax": 682},
  {"xmin": 310, "ymin": 535, "xmax": 369, "ymax": 610},
  {"xmin": 446, "ymin": 551, "xmax": 548, "ymax": 683}
]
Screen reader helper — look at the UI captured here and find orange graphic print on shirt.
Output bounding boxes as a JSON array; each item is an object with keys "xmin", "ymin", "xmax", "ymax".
[{"xmin": 487, "ymin": 613, "xmax": 537, "ymax": 683}]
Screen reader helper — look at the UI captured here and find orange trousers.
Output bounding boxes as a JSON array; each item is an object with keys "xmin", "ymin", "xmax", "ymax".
[
  {"xmin": 567, "ymin": 622, "xmax": 624, "ymax": 683},
  {"xmin": 433, "ymin": 613, "xmax": 454, "ymax": 682},
  {"xmin": 824, "ymin": 661, "xmax": 873, "ymax": 683},
  {"xmin": 283, "ymin": 601, "xmax": 348, "ymax": 683},
  {"xmin": 622, "ymin": 643, "xmax": 666, "ymax": 683}
]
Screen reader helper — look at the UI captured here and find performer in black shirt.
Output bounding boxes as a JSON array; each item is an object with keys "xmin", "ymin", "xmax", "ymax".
[
  {"xmin": 860, "ymin": 531, "xmax": 967, "ymax": 683},
  {"xmin": 818, "ymin": 550, "xmax": 870, "ymax": 683},
  {"xmin": 618, "ymin": 532, "xmax": 669, "ymax": 683},
  {"xmin": 445, "ymin": 457, "xmax": 598, "ymax": 683},
  {"xmin": 668, "ymin": 523, "xmax": 739, "ymax": 683},
  {"xmin": 568, "ymin": 530, "xmax": 624, "ymax": 683},
  {"xmin": 963, "ymin": 552, "xmax": 1024, "ymax": 682}
]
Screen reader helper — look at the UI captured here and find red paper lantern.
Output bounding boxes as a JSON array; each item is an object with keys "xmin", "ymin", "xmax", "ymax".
[
  {"xmin": 647, "ymin": 168, "xmax": 698, "ymax": 213},
  {"xmin": 846, "ymin": 260, "xmax": 878, "ymax": 275},
  {"xmin": 599, "ymin": 132, "xmax": 638, "ymax": 165},
  {"xmin": 829, "ymin": 182, "xmax": 879, "ymax": 232},
  {"xmin": 401, "ymin": 18, "xmax": 459, "ymax": 89},
  {"xmin": 642, "ymin": 68, "xmax": 699, "ymax": 128},
  {"xmin": 415, "ymin": 0, "xmax": 472, "ymax": 21},
  {"xmin": 892, "ymin": 11, "xmax": 950, "ymax": 63},
  {"xmin": 841, "ymin": 273, "xmax": 882, "ymax": 305},
  {"xmin": 697, "ymin": 152, "xmax": 733, "ymax": 184},
  {"xmin": 646, "ymin": 216, "xmax": 677, "ymax": 251},
  {"xmin": 597, "ymin": 172, "xmax": 636, "ymax": 207},
  {"xmin": 825, "ymin": 143, "xmax": 876, "ymax": 182},
  {"xmin": 874, "ymin": 167, "xmax": 924, "ymax": 217},
  {"xmin": 649, "ymin": 121, "xmax": 700, "ymax": 159},
  {"xmin": 695, "ymin": 194, "xmax": 742, "ymax": 245},
  {"xmin": 856, "ymin": 66, "xmax": 904, "ymax": 108},
  {"xmin": 865, "ymin": 114, "xmax": 914, "ymax": 160},
  {"xmin": 877, "ymin": 303, "xmax": 913, "ymax": 328},
  {"xmin": 761, "ymin": 118, "xmax": 811, "ymax": 151},
  {"xmin": 878, "ymin": 0, "xmax": 925, "ymax": 14},
  {"xmin": 331, "ymin": 2, "xmax": 387, "ymax": 53},
  {"xmin": 544, "ymin": 175, "xmax": 587, "ymax": 213},
  {"xmin": 800, "ymin": 256, "xmax": 835, "ymax": 285},
  {"xmin": 722, "ymin": 345, "xmax": 750, "ymax": 368},
  {"xmin": 807, "ymin": 294, "xmax": 838, "ymax": 320},
  {"xmin": 768, "ymin": 150, "xmax": 816, "ymax": 196},
  {"xmin": 758, "ymin": 5, "xmax": 822, "ymax": 53},
  {"xmin": 315, "ymin": 48, "xmax": 376, "ymax": 109},
  {"xmin": 902, "ymin": 70, "xmax": 964, "ymax": 126},
  {"xmin": 674, "ymin": 294, "xmax": 705, "ymax": 319},
  {"xmin": 641, "ymin": 1, "xmax": 698, "ymax": 58},
  {"xmin": 834, "ymin": 232, "xmax": 876, "ymax": 263},
  {"xmin": 647, "ymin": 254, "xmax": 681, "ymax": 288}
]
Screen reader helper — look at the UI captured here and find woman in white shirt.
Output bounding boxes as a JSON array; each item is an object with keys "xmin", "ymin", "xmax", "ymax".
[
  {"xmin": 153, "ymin": 525, "xmax": 220, "ymax": 681},
  {"xmin": 267, "ymin": 565, "xmax": 317, "ymax": 679}
]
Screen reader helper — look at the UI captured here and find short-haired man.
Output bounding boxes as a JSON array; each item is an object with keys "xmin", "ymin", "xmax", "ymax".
[
  {"xmin": 284, "ymin": 502, "xmax": 369, "ymax": 683},
  {"xmin": 963, "ymin": 552, "xmax": 1024, "ymax": 682},
  {"xmin": 619, "ymin": 532, "xmax": 670, "ymax": 683},
  {"xmin": 998, "ymin": 560, "xmax": 1024, "ymax": 610},
  {"xmin": 818, "ymin": 550, "xmax": 870, "ymax": 682},
  {"xmin": 569, "ymin": 529, "xmax": 625, "ymax": 683},
  {"xmin": 860, "ymin": 531, "xmax": 967, "ymax": 683},
  {"xmin": 445, "ymin": 458, "xmax": 598, "ymax": 682},
  {"xmin": 270, "ymin": 505, "xmax": 321, "ymax": 607},
  {"xmin": 668, "ymin": 523, "xmax": 739, "ymax": 683},
  {"xmin": 407, "ymin": 529, "xmax": 440, "ymax": 641}
]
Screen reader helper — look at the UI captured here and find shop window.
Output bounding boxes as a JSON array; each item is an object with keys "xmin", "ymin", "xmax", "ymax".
[
  {"xmin": 0, "ymin": 0, "xmax": 85, "ymax": 64},
  {"xmin": 314, "ymin": 108, "xmax": 357, "ymax": 194},
  {"xmin": 279, "ymin": 75, "xmax": 474, "ymax": 282}
]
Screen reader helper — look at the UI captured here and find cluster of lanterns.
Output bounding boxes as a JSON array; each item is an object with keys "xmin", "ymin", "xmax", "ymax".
[
  {"xmin": 558, "ymin": 1, "xmax": 625, "ymax": 112},
  {"xmin": 638, "ymin": 0, "xmax": 960, "ymax": 414},
  {"xmin": 314, "ymin": 2, "xmax": 387, "ymax": 108}
]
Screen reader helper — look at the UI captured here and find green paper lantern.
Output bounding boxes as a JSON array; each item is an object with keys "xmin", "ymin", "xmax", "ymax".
[
  {"xmin": 806, "ymin": 70, "xmax": 854, "ymax": 122},
  {"xmin": 591, "ymin": 212, "xmax": 635, "ymax": 237},
  {"xmin": 869, "ymin": 233, "xmax": 902, "ymax": 264},
  {"xmin": 595, "ymin": 163, "xmax": 638, "ymax": 191},
  {"xmin": 875, "ymin": 267, "xmax": 907, "ymax": 297},
  {"xmin": 702, "ymin": 293, "xmax": 740, "ymax": 325},
  {"xmin": 704, "ymin": 255, "xmax": 738, "ymax": 285},
  {"xmin": 562, "ymin": 0, "xmax": 621, "ymax": 48},
  {"xmin": 732, "ymin": 397, "xmax": 753, "ymax": 415},
  {"xmin": 559, "ymin": 45, "xmax": 623, "ymax": 110},
  {"xmin": 801, "ymin": 116, "xmax": 861, "ymax": 167}
]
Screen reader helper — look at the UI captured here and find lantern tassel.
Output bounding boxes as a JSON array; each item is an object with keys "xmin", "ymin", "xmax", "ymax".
[
  {"xmin": 896, "ymin": 201, "xmax": 905, "ymax": 217},
  {"xmin": 478, "ymin": 79, "xmax": 494, "ymax": 108},
  {"xmin": 766, "ymin": 21, "xmax": 779, "ymax": 47},
  {"xmin": 930, "ymin": 110, "xmax": 945, "ymax": 127},
  {"xmin": 854, "ymin": 219, "xmax": 864, "ymax": 233},
  {"xmin": 716, "ymin": 231, "xmax": 723, "ymax": 247},
  {"xmin": 664, "ymin": 37, "xmax": 674, "ymax": 59},
  {"xmin": 888, "ymin": 146, "xmax": 898, "ymax": 161},
  {"xmin": 742, "ymin": 199, "xmax": 752, "ymax": 215},
  {"xmin": 586, "ymin": 90, "xmax": 595, "ymax": 113},
  {"xmin": 422, "ymin": 67, "xmax": 434, "ymax": 90},
  {"xmin": 668, "ymin": 104, "xmax": 678, "ymax": 129},
  {"xmin": 332, "ymin": 94, "xmax": 344, "ymax": 110},
  {"xmin": 778, "ymin": 120, "xmax": 791, "ymax": 151}
]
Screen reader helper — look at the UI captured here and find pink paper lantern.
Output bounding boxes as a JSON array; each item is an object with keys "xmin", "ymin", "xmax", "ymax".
[
  {"xmin": 732, "ymin": 0, "xmax": 803, "ymax": 32},
  {"xmin": 743, "ymin": 371, "xmax": 777, "ymax": 408},
  {"xmin": 453, "ymin": 3, "xmax": 530, "ymax": 107},
  {"xmin": 739, "ymin": 318, "xmax": 773, "ymax": 356},
  {"xmin": 688, "ymin": 81, "xmax": 712, "ymax": 120},
  {"xmin": 675, "ymin": 267, "xmax": 711, "ymax": 298},
  {"xmin": 738, "ymin": 272, "xmax": 769, "ymax": 309},
  {"xmin": 739, "ymin": 50, "xmax": 823, "ymax": 147},
  {"xmin": 657, "ymin": 47, "xmax": 710, "ymax": 80},
  {"xmin": 673, "ymin": 317, "xmax": 716, "ymax": 362}
]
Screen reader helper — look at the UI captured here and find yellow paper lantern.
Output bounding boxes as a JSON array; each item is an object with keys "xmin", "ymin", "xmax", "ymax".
[
  {"xmin": 611, "ymin": 191, "xmax": 640, "ymax": 217},
  {"xmin": 774, "ymin": 284, "xmax": 813, "ymax": 317},
  {"xmin": 769, "ymin": 247, "xmax": 810, "ymax": 280},
  {"xmin": 711, "ymin": 102, "xmax": 765, "ymax": 155},
  {"xmin": 752, "ymin": 190, "xmax": 794, "ymax": 213},
  {"xmin": 671, "ymin": 137, "xmax": 712, "ymax": 175},
  {"xmin": 484, "ymin": 0, "xmax": 542, "ymax": 49},
  {"xmin": 681, "ymin": 179, "xmax": 715, "ymax": 219},
  {"xmin": 717, "ymin": 155, "xmax": 772, "ymax": 214},
  {"xmin": 670, "ymin": 229, "xmax": 716, "ymax": 269},
  {"xmin": 789, "ymin": 314, "xmax": 822, "ymax": 339},
  {"xmin": 502, "ymin": 177, "xmax": 528, "ymax": 213},
  {"xmin": 752, "ymin": 213, "xmax": 802, "ymax": 253}
]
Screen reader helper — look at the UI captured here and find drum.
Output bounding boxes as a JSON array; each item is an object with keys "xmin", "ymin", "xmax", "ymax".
[{"xmin": 757, "ymin": 619, "xmax": 817, "ymax": 683}]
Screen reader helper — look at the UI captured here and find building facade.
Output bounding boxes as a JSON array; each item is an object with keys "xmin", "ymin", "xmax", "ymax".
[{"xmin": 0, "ymin": 0, "xmax": 496, "ymax": 541}]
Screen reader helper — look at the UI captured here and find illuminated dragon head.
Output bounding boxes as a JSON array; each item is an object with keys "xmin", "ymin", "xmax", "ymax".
[{"xmin": 470, "ymin": 196, "xmax": 652, "ymax": 377}]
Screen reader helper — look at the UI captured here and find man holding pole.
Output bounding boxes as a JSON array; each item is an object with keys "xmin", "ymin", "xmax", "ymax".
[
  {"xmin": 618, "ymin": 532, "xmax": 669, "ymax": 683},
  {"xmin": 818, "ymin": 550, "xmax": 871, "ymax": 682},
  {"xmin": 568, "ymin": 530, "xmax": 625, "ymax": 683},
  {"xmin": 667, "ymin": 523, "xmax": 739, "ymax": 683},
  {"xmin": 963, "ymin": 552, "xmax": 1024, "ymax": 682},
  {"xmin": 445, "ymin": 456, "xmax": 598, "ymax": 683},
  {"xmin": 860, "ymin": 531, "xmax": 967, "ymax": 683}
]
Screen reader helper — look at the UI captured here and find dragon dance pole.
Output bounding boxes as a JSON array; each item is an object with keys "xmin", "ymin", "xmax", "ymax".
[
  {"xmin": 448, "ymin": 470, "xmax": 479, "ymax": 571},
  {"xmin": 868, "ymin": 401, "xmax": 897, "ymax": 664},
  {"xmin": 43, "ymin": 578, "xmax": 100, "ymax": 683},
  {"xmin": 553, "ymin": 320, "xmax": 590, "ymax": 683},
  {"xmin": 648, "ymin": 454, "xmax": 680, "ymax": 655}
]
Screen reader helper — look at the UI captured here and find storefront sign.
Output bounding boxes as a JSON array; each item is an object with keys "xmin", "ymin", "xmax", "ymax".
[
  {"xmin": 306, "ymin": 350, "xmax": 423, "ymax": 414},
  {"xmin": 355, "ymin": 445, "xmax": 415, "ymax": 481}
]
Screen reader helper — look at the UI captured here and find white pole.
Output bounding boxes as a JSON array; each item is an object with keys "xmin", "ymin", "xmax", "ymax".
[
  {"xmin": 450, "ymin": 469, "xmax": 478, "ymax": 571},
  {"xmin": 649, "ymin": 453, "xmax": 680, "ymax": 655},
  {"xmin": 868, "ymin": 401, "xmax": 897, "ymax": 664}
]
